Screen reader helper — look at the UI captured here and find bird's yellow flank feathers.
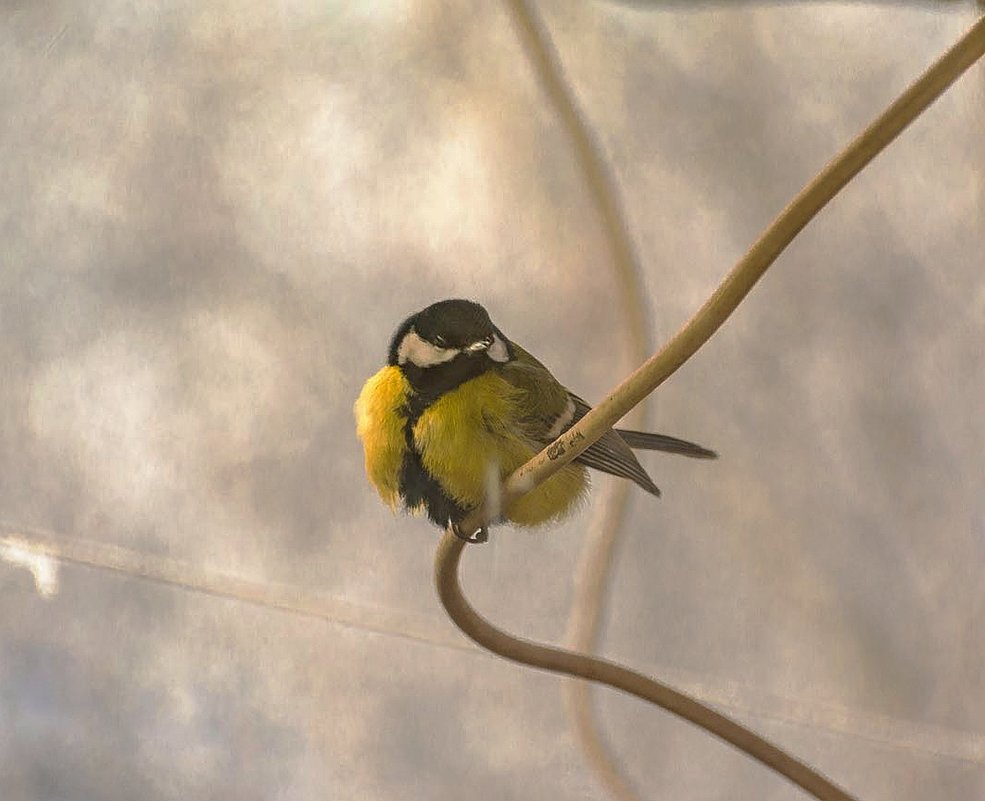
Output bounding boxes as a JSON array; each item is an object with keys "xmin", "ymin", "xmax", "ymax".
[{"xmin": 353, "ymin": 366, "xmax": 409, "ymax": 510}]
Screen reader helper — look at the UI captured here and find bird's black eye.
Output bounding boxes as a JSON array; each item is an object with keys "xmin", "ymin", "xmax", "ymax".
[{"xmin": 434, "ymin": 336, "xmax": 447, "ymax": 348}]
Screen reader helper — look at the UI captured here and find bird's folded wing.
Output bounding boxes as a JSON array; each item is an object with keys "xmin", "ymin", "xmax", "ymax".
[
  {"xmin": 500, "ymin": 345, "xmax": 661, "ymax": 496},
  {"xmin": 568, "ymin": 396, "xmax": 661, "ymax": 496}
]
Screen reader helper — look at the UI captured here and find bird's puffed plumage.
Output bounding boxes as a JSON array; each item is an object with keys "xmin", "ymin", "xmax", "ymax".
[{"xmin": 354, "ymin": 299, "xmax": 716, "ymax": 531}]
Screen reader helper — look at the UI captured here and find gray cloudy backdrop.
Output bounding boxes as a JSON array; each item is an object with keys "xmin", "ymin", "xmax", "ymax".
[{"xmin": 1, "ymin": 2, "xmax": 984, "ymax": 800}]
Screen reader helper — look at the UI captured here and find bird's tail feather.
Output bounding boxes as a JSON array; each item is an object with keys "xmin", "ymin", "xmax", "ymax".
[{"xmin": 616, "ymin": 429, "xmax": 718, "ymax": 459}]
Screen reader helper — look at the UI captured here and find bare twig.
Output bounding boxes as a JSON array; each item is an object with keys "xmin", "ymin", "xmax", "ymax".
[
  {"xmin": 436, "ymin": 13, "xmax": 985, "ymax": 801},
  {"xmin": 502, "ymin": 1, "xmax": 650, "ymax": 798}
]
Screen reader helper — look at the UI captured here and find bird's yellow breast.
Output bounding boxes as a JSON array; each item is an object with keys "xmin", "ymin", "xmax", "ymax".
[{"xmin": 412, "ymin": 372, "xmax": 587, "ymax": 526}]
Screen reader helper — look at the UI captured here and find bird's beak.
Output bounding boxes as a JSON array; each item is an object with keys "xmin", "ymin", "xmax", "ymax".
[
  {"xmin": 465, "ymin": 334, "xmax": 509, "ymax": 363},
  {"xmin": 465, "ymin": 338, "xmax": 491, "ymax": 353}
]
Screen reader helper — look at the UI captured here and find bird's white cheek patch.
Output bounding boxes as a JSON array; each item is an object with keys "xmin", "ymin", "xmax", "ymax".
[
  {"xmin": 397, "ymin": 328, "xmax": 458, "ymax": 367},
  {"xmin": 487, "ymin": 334, "xmax": 509, "ymax": 363}
]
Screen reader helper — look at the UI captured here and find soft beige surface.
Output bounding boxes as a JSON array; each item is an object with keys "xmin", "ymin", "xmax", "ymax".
[{"xmin": 1, "ymin": 2, "xmax": 983, "ymax": 799}]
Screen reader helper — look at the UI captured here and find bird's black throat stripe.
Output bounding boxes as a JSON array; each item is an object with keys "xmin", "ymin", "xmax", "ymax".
[
  {"xmin": 396, "ymin": 364, "xmax": 483, "ymax": 528},
  {"xmin": 397, "ymin": 446, "xmax": 467, "ymax": 528},
  {"xmin": 398, "ymin": 404, "xmax": 467, "ymax": 527},
  {"xmin": 399, "ymin": 351, "xmax": 491, "ymax": 407}
]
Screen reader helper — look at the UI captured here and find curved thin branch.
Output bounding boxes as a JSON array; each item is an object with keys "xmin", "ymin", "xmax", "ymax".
[
  {"xmin": 502, "ymin": 1, "xmax": 651, "ymax": 799},
  {"xmin": 438, "ymin": 532, "xmax": 860, "ymax": 801},
  {"xmin": 454, "ymin": 13, "xmax": 985, "ymax": 536},
  {"xmin": 437, "ymin": 13, "xmax": 985, "ymax": 801}
]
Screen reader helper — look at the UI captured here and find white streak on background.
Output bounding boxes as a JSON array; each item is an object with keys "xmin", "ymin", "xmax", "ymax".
[
  {"xmin": 0, "ymin": 526, "xmax": 469, "ymax": 653},
  {"xmin": 2, "ymin": 524, "xmax": 984, "ymax": 766},
  {"xmin": 1, "ymin": 537, "xmax": 60, "ymax": 598}
]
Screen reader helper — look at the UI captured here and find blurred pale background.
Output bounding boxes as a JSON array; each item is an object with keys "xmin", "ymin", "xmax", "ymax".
[{"xmin": 1, "ymin": 2, "xmax": 983, "ymax": 799}]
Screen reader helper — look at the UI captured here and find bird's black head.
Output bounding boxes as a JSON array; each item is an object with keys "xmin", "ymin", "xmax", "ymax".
[{"xmin": 388, "ymin": 299, "xmax": 514, "ymax": 401}]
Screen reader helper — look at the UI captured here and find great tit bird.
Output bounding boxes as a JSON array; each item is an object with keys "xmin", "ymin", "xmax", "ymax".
[{"xmin": 354, "ymin": 299, "xmax": 716, "ymax": 541}]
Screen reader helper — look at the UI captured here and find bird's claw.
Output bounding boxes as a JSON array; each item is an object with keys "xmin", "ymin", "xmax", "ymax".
[{"xmin": 451, "ymin": 522, "xmax": 488, "ymax": 544}]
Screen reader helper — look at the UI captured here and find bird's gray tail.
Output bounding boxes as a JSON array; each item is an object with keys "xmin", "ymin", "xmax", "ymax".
[{"xmin": 615, "ymin": 429, "xmax": 718, "ymax": 459}]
